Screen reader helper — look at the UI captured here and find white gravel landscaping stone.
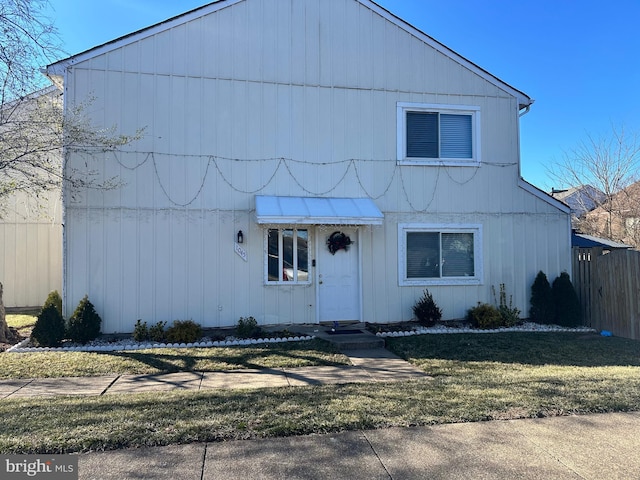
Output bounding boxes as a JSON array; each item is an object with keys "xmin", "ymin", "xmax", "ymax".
[{"xmin": 6, "ymin": 321, "xmax": 596, "ymax": 353}]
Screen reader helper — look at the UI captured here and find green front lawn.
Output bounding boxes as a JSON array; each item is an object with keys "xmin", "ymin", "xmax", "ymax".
[
  {"xmin": 5, "ymin": 314, "xmax": 36, "ymax": 339},
  {"xmin": 0, "ymin": 340, "xmax": 349, "ymax": 378},
  {"xmin": 2, "ymin": 314, "xmax": 349, "ymax": 377},
  {"xmin": 1, "ymin": 332, "xmax": 640, "ymax": 454}
]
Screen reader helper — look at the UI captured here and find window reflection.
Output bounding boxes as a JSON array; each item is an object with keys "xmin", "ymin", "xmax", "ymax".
[{"xmin": 267, "ymin": 228, "xmax": 309, "ymax": 283}]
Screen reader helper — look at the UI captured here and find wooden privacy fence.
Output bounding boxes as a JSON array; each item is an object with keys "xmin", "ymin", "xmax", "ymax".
[{"xmin": 572, "ymin": 247, "xmax": 640, "ymax": 340}]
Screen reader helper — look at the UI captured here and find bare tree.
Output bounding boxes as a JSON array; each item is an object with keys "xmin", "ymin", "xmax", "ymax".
[
  {"xmin": 548, "ymin": 126, "xmax": 640, "ymax": 245},
  {"xmin": 1, "ymin": 0, "xmax": 141, "ymax": 203},
  {"xmin": 0, "ymin": 0, "xmax": 58, "ymax": 100},
  {"xmin": 2, "ymin": 87, "xmax": 141, "ymax": 210},
  {"xmin": 0, "ymin": 0, "xmax": 141, "ymax": 342}
]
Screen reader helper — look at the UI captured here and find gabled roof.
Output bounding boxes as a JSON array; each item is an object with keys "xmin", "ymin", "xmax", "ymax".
[{"xmin": 46, "ymin": 0, "xmax": 532, "ymax": 109}]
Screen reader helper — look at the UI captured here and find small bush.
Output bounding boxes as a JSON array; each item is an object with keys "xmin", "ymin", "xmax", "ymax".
[
  {"xmin": 31, "ymin": 304, "xmax": 66, "ymax": 347},
  {"xmin": 467, "ymin": 303, "xmax": 503, "ymax": 330},
  {"xmin": 148, "ymin": 321, "xmax": 167, "ymax": 343},
  {"xmin": 66, "ymin": 295, "xmax": 102, "ymax": 344},
  {"xmin": 552, "ymin": 272, "xmax": 582, "ymax": 327},
  {"xmin": 42, "ymin": 290, "xmax": 63, "ymax": 317},
  {"xmin": 529, "ymin": 271, "xmax": 554, "ymax": 324},
  {"xmin": 493, "ymin": 284, "xmax": 520, "ymax": 327},
  {"xmin": 412, "ymin": 289, "xmax": 442, "ymax": 327},
  {"xmin": 166, "ymin": 320, "xmax": 202, "ymax": 344},
  {"xmin": 133, "ymin": 319, "xmax": 149, "ymax": 342},
  {"xmin": 236, "ymin": 316, "xmax": 260, "ymax": 338}
]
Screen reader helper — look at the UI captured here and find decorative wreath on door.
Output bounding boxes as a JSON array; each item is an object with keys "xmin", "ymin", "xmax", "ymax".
[{"xmin": 327, "ymin": 231, "xmax": 352, "ymax": 255}]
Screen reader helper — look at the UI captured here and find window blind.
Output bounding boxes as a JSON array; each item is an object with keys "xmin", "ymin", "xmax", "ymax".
[
  {"xmin": 440, "ymin": 114, "xmax": 472, "ymax": 158},
  {"xmin": 406, "ymin": 112, "xmax": 438, "ymax": 158}
]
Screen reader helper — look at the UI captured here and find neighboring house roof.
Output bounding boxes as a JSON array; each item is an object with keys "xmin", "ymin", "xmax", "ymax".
[
  {"xmin": 572, "ymin": 231, "xmax": 631, "ymax": 249},
  {"xmin": 551, "ymin": 185, "xmax": 606, "ymax": 216},
  {"xmin": 586, "ymin": 181, "xmax": 640, "ymax": 219},
  {"xmin": 45, "ymin": 0, "xmax": 533, "ymax": 110}
]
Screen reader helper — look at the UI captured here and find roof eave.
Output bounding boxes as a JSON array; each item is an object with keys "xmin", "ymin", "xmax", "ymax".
[
  {"xmin": 46, "ymin": 0, "xmax": 239, "ymax": 75},
  {"xmin": 519, "ymin": 178, "xmax": 571, "ymax": 214}
]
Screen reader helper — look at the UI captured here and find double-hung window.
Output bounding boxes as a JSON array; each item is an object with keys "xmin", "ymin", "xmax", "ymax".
[
  {"xmin": 398, "ymin": 224, "xmax": 482, "ymax": 286},
  {"xmin": 397, "ymin": 103, "xmax": 480, "ymax": 165},
  {"xmin": 266, "ymin": 228, "xmax": 310, "ymax": 284}
]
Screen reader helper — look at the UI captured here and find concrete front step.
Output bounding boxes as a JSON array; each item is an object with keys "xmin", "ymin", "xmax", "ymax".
[
  {"xmin": 312, "ymin": 324, "xmax": 385, "ymax": 351},
  {"xmin": 324, "ymin": 334, "xmax": 385, "ymax": 351}
]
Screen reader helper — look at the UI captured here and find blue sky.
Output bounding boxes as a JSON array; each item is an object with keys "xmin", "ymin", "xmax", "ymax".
[{"xmin": 45, "ymin": 0, "xmax": 640, "ymax": 190}]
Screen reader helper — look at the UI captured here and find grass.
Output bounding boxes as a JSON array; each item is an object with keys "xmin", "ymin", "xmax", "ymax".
[
  {"xmin": 2, "ymin": 315, "xmax": 349, "ymax": 377},
  {"xmin": 0, "ymin": 340, "xmax": 350, "ymax": 378},
  {"xmin": 1, "ymin": 331, "xmax": 640, "ymax": 454},
  {"xmin": 5, "ymin": 314, "xmax": 36, "ymax": 337},
  {"xmin": 386, "ymin": 331, "xmax": 640, "ymax": 368}
]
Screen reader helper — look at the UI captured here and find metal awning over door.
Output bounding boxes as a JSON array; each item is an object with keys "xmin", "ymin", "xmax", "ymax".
[{"xmin": 255, "ymin": 196, "xmax": 384, "ymax": 225}]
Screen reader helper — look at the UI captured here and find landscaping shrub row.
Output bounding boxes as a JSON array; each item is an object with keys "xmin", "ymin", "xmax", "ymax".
[
  {"xmin": 32, "ymin": 269, "xmax": 582, "ymax": 347},
  {"xmin": 530, "ymin": 271, "xmax": 582, "ymax": 327},
  {"xmin": 31, "ymin": 292, "xmax": 102, "ymax": 347},
  {"xmin": 133, "ymin": 319, "xmax": 203, "ymax": 344},
  {"xmin": 413, "ymin": 271, "xmax": 582, "ymax": 330}
]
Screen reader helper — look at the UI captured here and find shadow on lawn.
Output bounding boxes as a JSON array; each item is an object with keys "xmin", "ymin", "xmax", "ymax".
[
  {"xmin": 100, "ymin": 339, "xmax": 347, "ymax": 373},
  {"xmin": 385, "ymin": 332, "xmax": 640, "ymax": 367}
]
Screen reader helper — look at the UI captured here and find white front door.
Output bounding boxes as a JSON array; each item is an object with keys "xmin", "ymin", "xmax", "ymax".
[{"xmin": 317, "ymin": 228, "xmax": 360, "ymax": 322}]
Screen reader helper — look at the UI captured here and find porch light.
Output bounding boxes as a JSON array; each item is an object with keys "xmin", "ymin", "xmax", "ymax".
[{"xmin": 237, "ymin": 230, "xmax": 244, "ymax": 244}]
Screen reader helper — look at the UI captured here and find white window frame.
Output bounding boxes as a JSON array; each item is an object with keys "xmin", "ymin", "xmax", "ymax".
[
  {"xmin": 398, "ymin": 223, "xmax": 483, "ymax": 286},
  {"xmin": 397, "ymin": 102, "xmax": 481, "ymax": 166},
  {"xmin": 264, "ymin": 227, "xmax": 312, "ymax": 285}
]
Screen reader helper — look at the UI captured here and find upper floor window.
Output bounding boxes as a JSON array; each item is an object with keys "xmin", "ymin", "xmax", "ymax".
[{"xmin": 397, "ymin": 103, "xmax": 480, "ymax": 166}]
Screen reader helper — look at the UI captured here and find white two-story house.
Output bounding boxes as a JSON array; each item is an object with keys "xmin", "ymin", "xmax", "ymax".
[{"xmin": 46, "ymin": 0, "xmax": 570, "ymax": 333}]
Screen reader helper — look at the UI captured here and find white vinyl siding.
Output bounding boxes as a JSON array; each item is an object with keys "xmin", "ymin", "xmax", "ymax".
[
  {"xmin": 397, "ymin": 103, "xmax": 480, "ymax": 165},
  {"xmin": 398, "ymin": 223, "xmax": 483, "ymax": 286}
]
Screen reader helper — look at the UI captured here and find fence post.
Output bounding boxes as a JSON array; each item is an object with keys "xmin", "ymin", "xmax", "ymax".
[{"xmin": 572, "ymin": 247, "xmax": 597, "ymax": 328}]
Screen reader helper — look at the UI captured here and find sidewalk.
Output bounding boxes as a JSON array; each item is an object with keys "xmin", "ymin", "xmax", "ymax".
[{"xmin": 77, "ymin": 412, "xmax": 640, "ymax": 479}]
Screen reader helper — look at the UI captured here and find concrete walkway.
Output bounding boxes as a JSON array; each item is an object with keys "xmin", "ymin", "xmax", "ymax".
[{"xmin": 0, "ymin": 348, "xmax": 430, "ymax": 398}]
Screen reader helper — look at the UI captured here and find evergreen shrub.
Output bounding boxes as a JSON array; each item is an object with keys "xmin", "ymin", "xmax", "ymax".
[
  {"xmin": 31, "ymin": 304, "xmax": 65, "ymax": 347},
  {"xmin": 236, "ymin": 316, "xmax": 260, "ymax": 338},
  {"xmin": 148, "ymin": 321, "xmax": 167, "ymax": 343},
  {"xmin": 42, "ymin": 290, "xmax": 63, "ymax": 317},
  {"xmin": 166, "ymin": 320, "xmax": 202, "ymax": 344},
  {"xmin": 467, "ymin": 303, "xmax": 503, "ymax": 330},
  {"xmin": 412, "ymin": 289, "xmax": 442, "ymax": 327},
  {"xmin": 552, "ymin": 272, "xmax": 582, "ymax": 327},
  {"xmin": 529, "ymin": 271, "xmax": 554, "ymax": 324},
  {"xmin": 66, "ymin": 295, "xmax": 102, "ymax": 344},
  {"xmin": 133, "ymin": 319, "xmax": 149, "ymax": 342}
]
